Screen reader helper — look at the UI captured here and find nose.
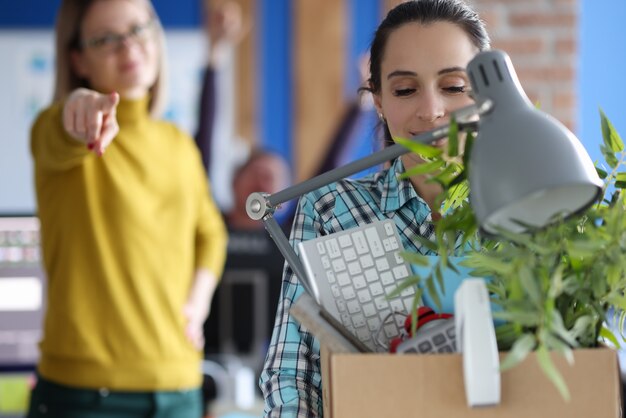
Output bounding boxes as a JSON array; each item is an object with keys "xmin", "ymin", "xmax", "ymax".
[
  {"xmin": 415, "ymin": 90, "xmax": 445, "ymax": 122},
  {"xmin": 117, "ymin": 36, "xmax": 137, "ymax": 52}
]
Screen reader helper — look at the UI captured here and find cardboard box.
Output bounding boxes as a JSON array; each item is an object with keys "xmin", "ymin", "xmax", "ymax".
[
  {"xmin": 290, "ymin": 293, "xmax": 622, "ymax": 417},
  {"xmin": 322, "ymin": 348, "xmax": 621, "ymax": 418}
]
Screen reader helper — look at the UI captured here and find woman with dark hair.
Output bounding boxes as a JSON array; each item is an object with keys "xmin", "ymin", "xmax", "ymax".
[
  {"xmin": 259, "ymin": 1, "xmax": 490, "ymax": 416},
  {"xmin": 27, "ymin": 0, "xmax": 227, "ymax": 416}
]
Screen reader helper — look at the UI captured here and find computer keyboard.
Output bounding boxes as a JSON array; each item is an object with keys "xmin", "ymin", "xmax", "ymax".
[
  {"xmin": 297, "ymin": 218, "xmax": 416, "ymax": 352},
  {"xmin": 396, "ymin": 317, "xmax": 456, "ymax": 354}
]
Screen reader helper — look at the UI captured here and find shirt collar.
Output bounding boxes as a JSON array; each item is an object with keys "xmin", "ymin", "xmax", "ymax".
[{"xmin": 380, "ymin": 158, "xmax": 424, "ymax": 214}]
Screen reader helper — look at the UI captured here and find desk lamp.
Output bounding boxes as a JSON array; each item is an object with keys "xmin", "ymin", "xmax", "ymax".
[{"xmin": 246, "ymin": 49, "xmax": 603, "ymax": 298}]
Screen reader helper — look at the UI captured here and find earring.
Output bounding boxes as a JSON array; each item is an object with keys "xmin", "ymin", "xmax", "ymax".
[{"xmin": 378, "ymin": 113, "xmax": 385, "ymax": 123}]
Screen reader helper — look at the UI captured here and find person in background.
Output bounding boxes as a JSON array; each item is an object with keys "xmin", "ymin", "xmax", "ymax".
[
  {"xmin": 202, "ymin": 150, "xmax": 291, "ymax": 415},
  {"xmin": 224, "ymin": 150, "xmax": 291, "ymax": 229},
  {"xmin": 195, "ymin": 0, "xmax": 249, "ymax": 212},
  {"xmin": 259, "ymin": 0, "xmax": 491, "ymax": 416},
  {"xmin": 27, "ymin": 0, "xmax": 227, "ymax": 417}
]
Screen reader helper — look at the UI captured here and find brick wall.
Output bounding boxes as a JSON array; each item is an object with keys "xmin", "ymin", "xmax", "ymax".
[{"xmin": 468, "ymin": 0, "xmax": 579, "ymax": 130}]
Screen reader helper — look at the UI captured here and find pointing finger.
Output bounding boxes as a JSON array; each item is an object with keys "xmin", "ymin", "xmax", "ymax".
[{"xmin": 95, "ymin": 92, "xmax": 120, "ymax": 114}]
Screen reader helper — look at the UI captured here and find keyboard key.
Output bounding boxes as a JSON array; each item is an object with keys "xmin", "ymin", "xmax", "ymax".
[
  {"xmin": 352, "ymin": 314, "xmax": 366, "ymax": 328},
  {"xmin": 384, "ymin": 221, "xmax": 395, "ymax": 236},
  {"xmin": 390, "ymin": 299, "xmax": 404, "ymax": 312},
  {"xmin": 360, "ymin": 254, "xmax": 374, "ymax": 268},
  {"xmin": 374, "ymin": 297, "xmax": 388, "ymax": 310},
  {"xmin": 331, "ymin": 284, "xmax": 341, "ymax": 298},
  {"xmin": 370, "ymin": 282, "xmax": 383, "ymax": 296},
  {"xmin": 326, "ymin": 238, "xmax": 341, "ymax": 258},
  {"xmin": 367, "ymin": 317, "xmax": 379, "ymax": 331},
  {"xmin": 347, "ymin": 299, "xmax": 361, "ymax": 314},
  {"xmin": 338, "ymin": 235, "xmax": 352, "ymax": 248},
  {"xmin": 316, "ymin": 242, "xmax": 326, "ymax": 255},
  {"xmin": 321, "ymin": 256, "xmax": 330, "ymax": 269},
  {"xmin": 336, "ymin": 272, "xmax": 350, "ymax": 286},
  {"xmin": 380, "ymin": 271, "xmax": 394, "ymax": 285},
  {"xmin": 395, "ymin": 315, "xmax": 405, "ymax": 328},
  {"xmin": 418, "ymin": 341, "xmax": 433, "ymax": 353},
  {"xmin": 332, "ymin": 259, "xmax": 346, "ymax": 273},
  {"xmin": 365, "ymin": 227, "xmax": 384, "ymax": 257},
  {"xmin": 364, "ymin": 268, "xmax": 378, "ymax": 282},
  {"xmin": 375, "ymin": 258, "xmax": 390, "ymax": 272},
  {"xmin": 362, "ymin": 303, "xmax": 377, "ymax": 317},
  {"xmin": 351, "ymin": 230, "xmax": 368, "ymax": 254},
  {"xmin": 400, "ymin": 286, "xmax": 413, "ymax": 297},
  {"xmin": 326, "ymin": 271, "xmax": 336, "ymax": 283},
  {"xmin": 393, "ymin": 265, "xmax": 410, "ymax": 280},
  {"xmin": 356, "ymin": 327, "xmax": 372, "ymax": 342},
  {"xmin": 348, "ymin": 261, "xmax": 362, "ymax": 275},
  {"xmin": 343, "ymin": 247, "xmax": 357, "ymax": 261},
  {"xmin": 433, "ymin": 334, "xmax": 447, "ymax": 346},
  {"xmin": 336, "ymin": 299, "xmax": 347, "ymax": 313},
  {"xmin": 438, "ymin": 345, "xmax": 453, "ymax": 353},
  {"xmin": 357, "ymin": 289, "xmax": 372, "ymax": 303},
  {"xmin": 353, "ymin": 275, "xmax": 366, "ymax": 289},
  {"xmin": 403, "ymin": 297, "xmax": 414, "ymax": 312},
  {"xmin": 341, "ymin": 287, "xmax": 356, "ymax": 300},
  {"xmin": 384, "ymin": 323, "xmax": 399, "ymax": 338}
]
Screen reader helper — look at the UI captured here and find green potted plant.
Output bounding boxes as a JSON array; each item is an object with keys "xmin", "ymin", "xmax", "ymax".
[{"xmin": 394, "ymin": 109, "xmax": 626, "ymax": 400}]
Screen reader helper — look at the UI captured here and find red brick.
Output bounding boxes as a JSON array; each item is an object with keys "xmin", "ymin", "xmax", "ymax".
[
  {"xmin": 553, "ymin": 91, "xmax": 577, "ymax": 109},
  {"xmin": 555, "ymin": 0, "xmax": 577, "ymax": 6},
  {"xmin": 492, "ymin": 37, "xmax": 545, "ymax": 55},
  {"xmin": 479, "ymin": 10, "xmax": 500, "ymax": 31},
  {"xmin": 516, "ymin": 66, "xmax": 575, "ymax": 83},
  {"xmin": 556, "ymin": 38, "xmax": 577, "ymax": 54},
  {"xmin": 509, "ymin": 12, "xmax": 576, "ymax": 28}
]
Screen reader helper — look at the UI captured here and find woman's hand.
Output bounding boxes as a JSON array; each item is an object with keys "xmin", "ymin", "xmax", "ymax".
[
  {"xmin": 183, "ymin": 268, "xmax": 218, "ymax": 350},
  {"xmin": 63, "ymin": 88, "xmax": 120, "ymax": 156}
]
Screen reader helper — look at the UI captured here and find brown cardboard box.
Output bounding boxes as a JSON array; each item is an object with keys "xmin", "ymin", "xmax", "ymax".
[
  {"xmin": 322, "ymin": 349, "xmax": 621, "ymax": 418},
  {"xmin": 290, "ymin": 293, "xmax": 622, "ymax": 417}
]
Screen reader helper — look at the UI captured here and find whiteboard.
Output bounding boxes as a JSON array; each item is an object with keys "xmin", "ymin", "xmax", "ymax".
[{"xmin": 0, "ymin": 29, "xmax": 207, "ymax": 214}]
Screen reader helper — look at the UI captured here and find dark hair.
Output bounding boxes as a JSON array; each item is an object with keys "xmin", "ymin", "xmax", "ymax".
[{"xmin": 363, "ymin": 0, "xmax": 490, "ymax": 145}]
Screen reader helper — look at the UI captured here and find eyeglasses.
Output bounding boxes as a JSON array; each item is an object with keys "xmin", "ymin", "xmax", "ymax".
[{"xmin": 81, "ymin": 20, "xmax": 155, "ymax": 54}]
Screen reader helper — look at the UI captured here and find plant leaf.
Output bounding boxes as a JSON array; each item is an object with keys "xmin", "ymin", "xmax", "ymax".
[
  {"xmin": 536, "ymin": 345, "xmax": 571, "ymax": 401},
  {"xmin": 600, "ymin": 108, "xmax": 624, "ymax": 153},
  {"xmin": 394, "ymin": 137, "xmax": 443, "ymax": 158},
  {"xmin": 500, "ymin": 333, "xmax": 536, "ymax": 371},
  {"xmin": 447, "ymin": 116, "xmax": 459, "ymax": 157},
  {"xmin": 400, "ymin": 251, "xmax": 431, "ymax": 267},
  {"xmin": 599, "ymin": 327, "xmax": 621, "ymax": 349}
]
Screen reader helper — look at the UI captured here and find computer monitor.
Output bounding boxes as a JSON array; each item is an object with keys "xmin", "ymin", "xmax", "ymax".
[
  {"xmin": 203, "ymin": 228, "xmax": 285, "ymax": 366},
  {"xmin": 0, "ymin": 215, "xmax": 46, "ymax": 371}
]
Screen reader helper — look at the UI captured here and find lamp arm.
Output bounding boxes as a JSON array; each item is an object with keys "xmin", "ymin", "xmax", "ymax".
[
  {"xmin": 246, "ymin": 103, "xmax": 480, "ymax": 221},
  {"xmin": 245, "ymin": 103, "xmax": 479, "ymax": 299},
  {"xmin": 262, "ymin": 214, "xmax": 316, "ymax": 297}
]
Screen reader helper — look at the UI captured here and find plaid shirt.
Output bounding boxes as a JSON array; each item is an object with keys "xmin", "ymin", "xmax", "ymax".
[{"xmin": 259, "ymin": 158, "xmax": 437, "ymax": 417}]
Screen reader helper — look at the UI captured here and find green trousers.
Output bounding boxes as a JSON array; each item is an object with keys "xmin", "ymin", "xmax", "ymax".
[{"xmin": 26, "ymin": 375, "xmax": 202, "ymax": 418}]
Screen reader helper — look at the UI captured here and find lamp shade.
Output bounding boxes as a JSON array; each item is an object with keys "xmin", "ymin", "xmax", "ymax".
[{"xmin": 467, "ymin": 50, "xmax": 603, "ymax": 235}]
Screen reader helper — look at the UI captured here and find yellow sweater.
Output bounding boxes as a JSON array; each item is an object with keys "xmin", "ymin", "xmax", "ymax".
[{"xmin": 31, "ymin": 97, "xmax": 227, "ymax": 391}]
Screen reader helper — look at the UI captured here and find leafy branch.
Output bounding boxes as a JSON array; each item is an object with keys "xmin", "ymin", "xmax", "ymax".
[{"xmin": 394, "ymin": 110, "xmax": 626, "ymax": 400}]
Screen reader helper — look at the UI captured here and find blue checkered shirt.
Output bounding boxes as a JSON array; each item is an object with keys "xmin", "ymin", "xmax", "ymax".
[{"xmin": 259, "ymin": 158, "xmax": 437, "ymax": 417}]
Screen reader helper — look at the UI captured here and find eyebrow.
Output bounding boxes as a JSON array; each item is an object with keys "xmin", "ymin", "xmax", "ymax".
[{"xmin": 386, "ymin": 66, "xmax": 467, "ymax": 80}]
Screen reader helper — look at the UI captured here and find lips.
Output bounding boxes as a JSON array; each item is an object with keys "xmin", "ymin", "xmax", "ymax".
[{"xmin": 120, "ymin": 61, "xmax": 140, "ymax": 72}]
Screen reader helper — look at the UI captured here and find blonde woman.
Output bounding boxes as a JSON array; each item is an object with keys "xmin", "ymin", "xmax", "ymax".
[{"xmin": 27, "ymin": 0, "xmax": 227, "ymax": 416}]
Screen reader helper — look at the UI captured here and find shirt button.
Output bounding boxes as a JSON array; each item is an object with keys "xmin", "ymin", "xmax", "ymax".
[
  {"xmin": 99, "ymin": 388, "xmax": 110, "ymax": 397},
  {"xmin": 38, "ymin": 404, "xmax": 47, "ymax": 414}
]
